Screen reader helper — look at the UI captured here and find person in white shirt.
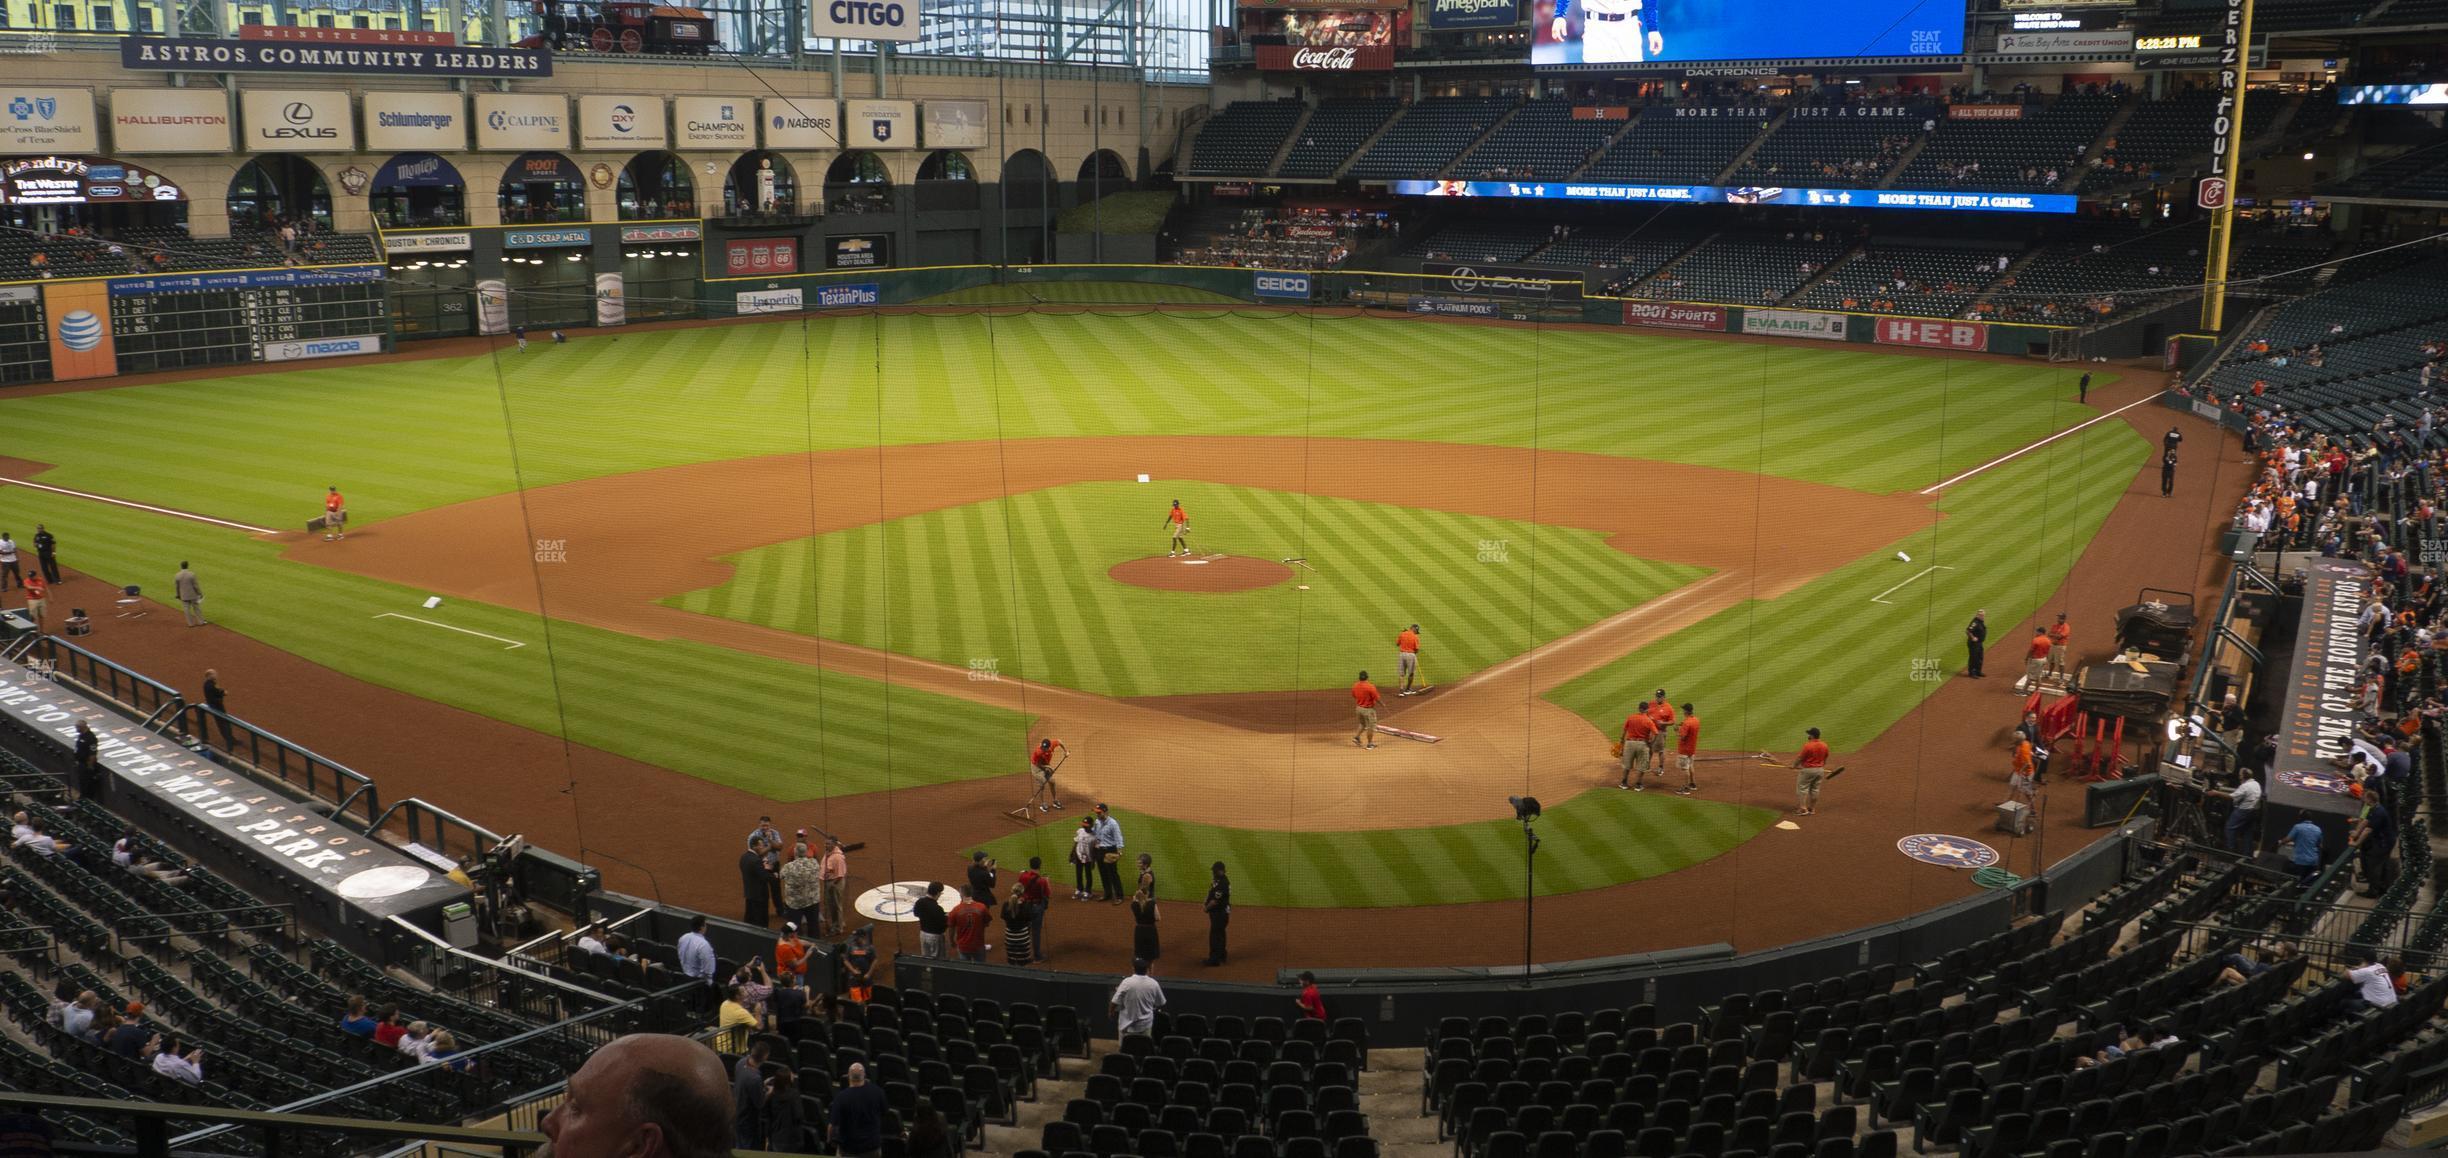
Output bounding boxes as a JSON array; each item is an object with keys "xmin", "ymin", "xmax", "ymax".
[
  {"xmin": 2348, "ymin": 958, "xmax": 2400, "ymax": 1008},
  {"xmin": 151, "ymin": 1037, "xmax": 205, "ymax": 1085},
  {"xmin": 1109, "ymin": 958, "xmax": 1165, "ymax": 1035},
  {"xmin": 9, "ymin": 813, "xmax": 33, "ymax": 846},
  {"xmin": 2217, "ymin": 775, "xmax": 2263, "ymax": 854},
  {"xmin": 15, "ymin": 820, "xmax": 65, "ymax": 858},
  {"xmin": 574, "ymin": 922, "xmax": 610, "ymax": 957},
  {"xmin": 59, "ymin": 992, "xmax": 97, "ymax": 1037},
  {"xmin": 399, "ymin": 1020, "xmax": 435, "ymax": 1060}
]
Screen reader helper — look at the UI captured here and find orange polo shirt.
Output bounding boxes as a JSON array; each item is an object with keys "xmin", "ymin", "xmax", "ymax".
[
  {"xmin": 1396, "ymin": 630, "xmax": 1419, "ymax": 654},
  {"xmin": 1647, "ymin": 701, "xmax": 1676, "ymax": 728},
  {"xmin": 1622, "ymin": 713, "xmax": 1658, "ymax": 743},
  {"xmin": 1797, "ymin": 740, "xmax": 1830, "ymax": 768},
  {"xmin": 1352, "ymin": 680, "xmax": 1380, "ymax": 709},
  {"xmin": 1168, "ymin": 506, "xmax": 1187, "ymax": 524},
  {"xmin": 2029, "ymin": 633, "xmax": 2052, "ymax": 659},
  {"xmin": 1678, "ymin": 714, "xmax": 1701, "ymax": 756},
  {"xmin": 2012, "ymin": 740, "xmax": 2033, "ymax": 775},
  {"xmin": 325, "ymin": 491, "xmax": 345, "ymax": 514}
]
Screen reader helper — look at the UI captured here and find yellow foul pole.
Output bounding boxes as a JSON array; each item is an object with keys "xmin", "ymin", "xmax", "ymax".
[{"xmin": 2199, "ymin": 0, "xmax": 2257, "ymax": 332}]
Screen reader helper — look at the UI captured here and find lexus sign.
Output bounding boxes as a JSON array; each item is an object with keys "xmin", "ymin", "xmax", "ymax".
[{"xmin": 1256, "ymin": 44, "xmax": 1393, "ymax": 69}]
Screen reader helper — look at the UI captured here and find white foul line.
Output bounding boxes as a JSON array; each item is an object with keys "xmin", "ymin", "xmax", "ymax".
[
  {"xmin": 1870, "ymin": 565, "xmax": 1956, "ymax": 605},
  {"xmin": 1919, "ymin": 394, "xmax": 2158, "ymax": 496},
  {"xmin": 373, "ymin": 612, "xmax": 527, "ymax": 650},
  {"xmin": 0, "ymin": 475, "xmax": 278, "ymax": 535}
]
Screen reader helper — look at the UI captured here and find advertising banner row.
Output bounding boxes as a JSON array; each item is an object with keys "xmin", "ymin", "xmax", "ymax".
[
  {"xmin": 1619, "ymin": 301, "xmax": 1993, "ymax": 349},
  {"xmin": 1390, "ymin": 178, "xmax": 2078, "ymax": 214},
  {"xmin": 0, "ymin": 86, "xmax": 991, "ymax": 156}
]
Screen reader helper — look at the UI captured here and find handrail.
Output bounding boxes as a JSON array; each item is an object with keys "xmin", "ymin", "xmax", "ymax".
[
  {"xmin": 31, "ymin": 636, "xmax": 184, "ymax": 724},
  {"xmin": 2, "ymin": 1092, "xmax": 547, "ymax": 1158},
  {"xmin": 177, "ymin": 702, "xmax": 380, "ymax": 827},
  {"xmin": 385, "ymin": 914, "xmax": 626, "ymax": 1006}
]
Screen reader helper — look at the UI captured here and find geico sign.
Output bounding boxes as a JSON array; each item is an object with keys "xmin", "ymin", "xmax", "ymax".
[
  {"xmin": 1291, "ymin": 46, "xmax": 1358, "ymax": 69},
  {"xmin": 1255, "ymin": 276, "xmax": 1308, "ymax": 293}
]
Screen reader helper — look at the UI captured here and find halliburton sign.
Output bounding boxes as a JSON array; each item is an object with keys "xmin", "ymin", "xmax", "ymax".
[
  {"xmin": 1875, "ymin": 318, "xmax": 1989, "ymax": 350},
  {"xmin": 1622, "ymin": 301, "xmax": 1726, "ymax": 331},
  {"xmin": 1256, "ymin": 44, "xmax": 1394, "ymax": 70}
]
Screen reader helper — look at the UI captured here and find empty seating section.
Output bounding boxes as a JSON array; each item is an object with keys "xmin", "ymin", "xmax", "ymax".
[
  {"xmin": 1189, "ymin": 101, "xmax": 1307, "ymax": 177},
  {"xmin": 1278, "ymin": 99, "xmax": 1401, "ymax": 181},
  {"xmin": 1348, "ymin": 97, "xmax": 1517, "ymax": 181},
  {"xmin": 1545, "ymin": 225, "xmax": 1710, "ymax": 285},
  {"xmin": 1457, "ymin": 101, "xmax": 1623, "ymax": 179},
  {"xmin": 0, "ymin": 224, "xmax": 381, "ymax": 281},
  {"xmin": 2330, "ymin": 141, "xmax": 2448, "ymax": 200},
  {"xmin": 2080, "ymin": 92, "xmax": 2218, "ymax": 192},
  {"xmin": 1730, "ymin": 110, "xmax": 1920, "ymax": 187},
  {"xmin": 1979, "ymin": 222, "xmax": 2207, "ymax": 323},
  {"xmin": 1582, "ymin": 107, "xmax": 1768, "ymax": 183},
  {"xmin": 1036, "ymin": 1011, "xmax": 1377, "ymax": 1158},
  {"xmin": 1898, "ymin": 94, "xmax": 2117, "ymax": 192},
  {"xmin": 1406, "ymin": 220, "xmax": 1553, "ymax": 262},
  {"xmin": 1631, "ymin": 233, "xmax": 1847, "ymax": 304},
  {"xmin": 2202, "ymin": 258, "xmax": 2448, "ymax": 434},
  {"xmin": 1795, "ymin": 244, "xmax": 2005, "ymax": 317}
]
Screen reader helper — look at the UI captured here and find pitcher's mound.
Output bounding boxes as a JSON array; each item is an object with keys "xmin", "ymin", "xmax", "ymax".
[{"xmin": 1110, "ymin": 555, "xmax": 1294, "ymax": 593}]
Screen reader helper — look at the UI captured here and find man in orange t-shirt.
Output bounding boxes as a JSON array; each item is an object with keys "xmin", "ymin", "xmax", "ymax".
[
  {"xmin": 2046, "ymin": 613, "xmax": 2071, "ymax": 678},
  {"xmin": 1794, "ymin": 727, "xmax": 1830, "ymax": 815},
  {"xmin": 1163, "ymin": 500, "xmax": 1190, "ymax": 557},
  {"xmin": 1352, "ymin": 671, "xmax": 1381, "ymax": 750},
  {"xmin": 321, "ymin": 486, "xmax": 347, "ymax": 541},
  {"xmin": 1395, "ymin": 624, "xmax": 1424, "ymax": 696},
  {"xmin": 1674, "ymin": 704, "xmax": 1701, "ymax": 795},
  {"xmin": 1645, "ymin": 693, "xmax": 1675, "ymax": 768},
  {"xmin": 2025, "ymin": 630, "xmax": 2053, "ymax": 689},
  {"xmin": 1619, "ymin": 703, "xmax": 1659, "ymax": 790},
  {"xmin": 2008, "ymin": 737, "xmax": 2036, "ymax": 804}
]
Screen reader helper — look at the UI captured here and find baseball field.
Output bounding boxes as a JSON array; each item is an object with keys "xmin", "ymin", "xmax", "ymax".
[{"xmin": 0, "ymin": 295, "xmax": 2151, "ymax": 916}]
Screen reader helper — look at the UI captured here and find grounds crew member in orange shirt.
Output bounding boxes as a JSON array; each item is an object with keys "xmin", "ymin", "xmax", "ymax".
[
  {"xmin": 1619, "ymin": 702, "xmax": 1659, "ymax": 790},
  {"xmin": 1396, "ymin": 624, "xmax": 1424, "ymax": 695},
  {"xmin": 2025, "ymin": 629, "xmax": 2053, "ymax": 689},
  {"xmin": 1164, "ymin": 500, "xmax": 1190, "ymax": 557},
  {"xmin": 2008, "ymin": 735, "xmax": 2037, "ymax": 805},
  {"xmin": 1645, "ymin": 693, "xmax": 1675, "ymax": 772},
  {"xmin": 1352, "ymin": 671, "xmax": 1382, "ymax": 750},
  {"xmin": 1674, "ymin": 703, "xmax": 1702, "ymax": 795},
  {"xmin": 2046, "ymin": 612, "xmax": 2072, "ymax": 679},
  {"xmin": 322, "ymin": 486, "xmax": 347, "ymax": 541},
  {"xmin": 1029, "ymin": 738, "xmax": 1068, "ymax": 812},
  {"xmin": 1794, "ymin": 727, "xmax": 1831, "ymax": 815}
]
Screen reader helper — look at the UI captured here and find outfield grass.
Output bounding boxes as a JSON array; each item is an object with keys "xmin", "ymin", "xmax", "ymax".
[
  {"xmin": 980, "ymin": 788, "xmax": 1780, "ymax": 909},
  {"xmin": 668, "ymin": 480, "xmax": 1704, "ymax": 696}
]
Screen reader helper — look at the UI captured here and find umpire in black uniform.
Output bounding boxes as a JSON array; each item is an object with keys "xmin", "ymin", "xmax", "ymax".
[
  {"xmin": 1203, "ymin": 862, "xmax": 1231, "ymax": 966},
  {"xmin": 1964, "ymin": 610, "xmax": 1988, "ymax": 678}
]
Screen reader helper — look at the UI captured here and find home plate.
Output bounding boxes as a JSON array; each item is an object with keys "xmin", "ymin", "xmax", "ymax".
[{"xmin": 1377, "ymin": 725, "xmax": 1441, "ymax": 744}]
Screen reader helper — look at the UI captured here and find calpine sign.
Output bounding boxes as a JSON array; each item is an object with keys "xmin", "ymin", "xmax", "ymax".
[{"xmin": 1257, "ymin": 45, "xmax": 1395, "ymax": 70}]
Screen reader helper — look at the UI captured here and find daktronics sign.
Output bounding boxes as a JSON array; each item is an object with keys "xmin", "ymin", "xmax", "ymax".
[
  {"xmin": 809, "ymin": 0, "xmax": 919, "ymax": 41},
  {"xmin": 1256, "ymin": 44, "xmax": 1395, "ymax": 69},
  {"xmin": 1622, "ymin": 301, "xmax": 1726, "ymax": 331},
  {"xmin": 1874, "ymin": 318, "xmax": 1989, "ymax": 350}
]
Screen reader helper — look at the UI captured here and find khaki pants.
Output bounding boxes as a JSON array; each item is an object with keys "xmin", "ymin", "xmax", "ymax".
[
  {"xmin": 1621, "ymin": 743, "xmax": 1650, "ymax": 780},
  {"xmin": 2026, "ymin": 656, "xmax": 2046, "ymax": 686},
  {"xmin": 821, "ymin": 878, "xmax": 847, "ymax": 934},
  {"xmin": 1796, "ymin": 768, "xmax": 1825, "ymax": 803},
  {"xmin": 1355, "ymin": 707, "xmax": 1377, "ymax": 745},
  {"xmin": 22, "ymin": 597, "xmax": 43, "ymax": 626}
]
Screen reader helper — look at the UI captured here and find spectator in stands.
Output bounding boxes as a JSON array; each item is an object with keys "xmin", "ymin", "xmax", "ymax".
[
  {"xmin": 151, "ymin": 1036, "xmax": 204, "ymax": 1085},
  {"xmin": 774, "ymin": 922, "xmax": 809, "ymax": 983},
  {"xmin": 1296, "ymin": 970, "xmax": 1327, "ymax": 1020},
  {"xmin": 1110, "ymin": 958, "xmax": 1165, "ymax": 1036},
  {"xmin": 113, "ymin": 830, "xmax": 186, "ymax": 886},
  {"xmin": 2215, "ymin": 942, "xmax": 2293, "ymax": 987},
  {"xmin": 574, "ymin": 920, "xmax": 611, "ymax": 956},
  {"xmin": 905, "ymin": 1103, "xmax": 956, "ymax": 1158},
  {"xmin": 9, "ymin": 814, "xmax": 30, "ymax": 846},
  {"xmin": 728, "ymin": 958, "xmax": 772, "ymax": 1018},
  {"xmin": 2349, "ymin": 792, "xmax": 2398, "ymax": 896},
  {"xmin": 2213, "ymin": 772, "xmax": 2263, "ymax": 855},
  {"xmin": 427, "ymin": 1030, "xmax": 470, "ymax": 1072},
  {"xmin": 540, "ymin": 1034, "xmax": 732, "ymax": 1158},
  {"xmin": 58, "ymin": 992, "xmax": 97, "ymax": 1038},
  {"xmin": 2278, "ymin": 811, "xmax": 2325, "ymax": 883},
  {"xmin": 731, "ymin": 1039, "xmax": 771, "ymax": 1149},
  {"xmin": 105, "ymin": 1018, "xmax": 153, "ymax": 1061},
  {"xmin": 912, "ymin": 882, "xmax": 949, "ymax": 959},
  {"xmin": 948, "ymin": 887, "xmax": 991, "ymax": 964},
  {"xmin": 830, "ymin": 1062, "xmax": 888, "ymax": 1158},
  {"xmin": 2349, "ymin": 955, "xmax": 2402, "ymax": 1008},
  {"xmin": 715, "ymin": 985, "xmax": 757, "ymax": 1054},
  {"xmin": 740, "ymin": 837, "xmax": 773, "ymax": 926},
  {"xmin": 14, "ymin": 818, "xmax": 68, "ymax": 859},
  {"xmin": 764, "ymin": 1066, "xmax": 807, "ymax": 1153},
  {"xmin": 840, "ymin": 926, "xmax": 877, "ymax": 1003},
  {"xmin": 679, "ymin": 914, "xmax": 718, "ymax": 997},
  {"xmin": 766, "ymin": 968, "xmax": 807, "ymax": 1028},
  {"xmin": 779, "ymin": 842, "xmax": 822, "ymax": 935},
  {"xmin": 371, "ymin": 1005, "xmax": 407, "ymax": 1049},
  {"xmin": 400, "ymin": 1020, "xmax": 435, "ymax": 1060},
  {"xmin": 339, "ymin": 995, "xmax": 378, "ymax": 1037}
]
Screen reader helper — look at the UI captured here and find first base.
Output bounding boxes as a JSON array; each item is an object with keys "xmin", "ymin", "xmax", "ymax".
[{"xmin": 1136, "ymin": 473, "xmax": 1150, "ymax": 483}]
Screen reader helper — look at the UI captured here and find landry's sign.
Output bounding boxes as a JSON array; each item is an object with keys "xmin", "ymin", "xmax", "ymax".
[
  {"xmin": 121, "ymin": 36, "xmax": 552, "ymax": 77},
  {"xmin": 0, "ymin": 672, "xmax": 467, "ymax": 921},
  {"xmin": 1257, "ymin": 44, "xmax": 1395, "ymax": 70}
]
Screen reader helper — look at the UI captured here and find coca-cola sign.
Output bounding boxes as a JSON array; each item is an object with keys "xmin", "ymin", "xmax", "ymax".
[{"xmin": 1257, "ymin": 43, "xmax": 1394, "ymax": 69}]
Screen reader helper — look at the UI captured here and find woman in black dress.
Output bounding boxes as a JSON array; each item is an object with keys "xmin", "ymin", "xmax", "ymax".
[{"xmin": 1130, "ymin": 884, "xmax": 1161, "ymax": 963}]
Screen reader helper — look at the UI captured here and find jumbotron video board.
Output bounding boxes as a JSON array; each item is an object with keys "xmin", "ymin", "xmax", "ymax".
[{"xmin": 1532, "ymin": 0, "xmax": 1965, "ymax": 67}]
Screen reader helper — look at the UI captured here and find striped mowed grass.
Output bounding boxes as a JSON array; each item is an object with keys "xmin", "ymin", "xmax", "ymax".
[
  {"xmin": 666, "ymin": 480, "xmax": 1706, "ymax": 697},
  {"xmin": 981, "ymin": 786, "xmax": 1780, "ymax": 909}
]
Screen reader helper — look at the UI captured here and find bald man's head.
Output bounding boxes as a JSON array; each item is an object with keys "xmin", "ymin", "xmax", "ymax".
[{"xmin": 540, "ymin": 1034, "xmax": 730, "ymax": 1158}]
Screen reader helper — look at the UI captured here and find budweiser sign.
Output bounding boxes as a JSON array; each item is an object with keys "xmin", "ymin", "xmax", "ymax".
[{"xmin": 1258, "ymin": 43, "xmax": 1394, "ymax": 69}]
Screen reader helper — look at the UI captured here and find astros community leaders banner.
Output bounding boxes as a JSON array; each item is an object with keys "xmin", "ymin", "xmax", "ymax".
[
  {"xmin": 1391, "ymin": 179, "xmax": 2078, "ymax": 214},
  {"xmin": 122, "ymin": 37, "xmax": 552, "ymax": 76}
]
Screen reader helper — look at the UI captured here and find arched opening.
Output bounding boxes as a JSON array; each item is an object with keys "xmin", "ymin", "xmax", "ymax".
[
  {"xmin": 823, "ymin": 151, "xmax": 894, "ymax": 215},
  {"xmin": 227, "ymin": 155, "xmax": 333, "ymax": 233},
  {"xmin": 497, "ymin": 151, "xmax": 588, "ymax": 224},
  {"xmin": 1003, "ymin": 148, "xmax": 1054, "ymax": 209},
  {"xmin": 1001, "ymin": 148, "xmax": 1055, "ymax": 264},
  {"xmin": 370, "ymin": 152, "xmax": 468, "ymax": 229},
  {"xmin": 617, "ymin": 151, "xmax": 696, "ymax": 220},
  {"xmin": 1077, "ymin": 149, "xmax": 1131, "ymax": 198},
  {"xmin": 721, "ymin": 151, "xmax": 800, "ymax": 219},
  {"xmin": 0, "ymin": 157, "xmax": 191, "ymax": 280},
  {"xmin": 917, "ymin": 150, "xmax": 974, "ymax": 182}
]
